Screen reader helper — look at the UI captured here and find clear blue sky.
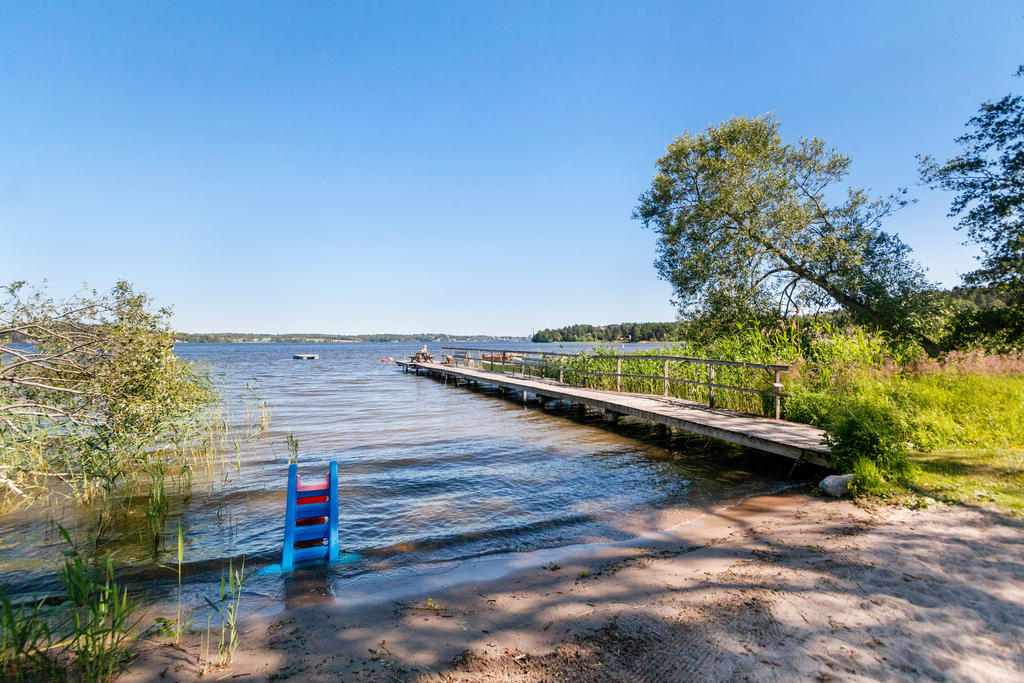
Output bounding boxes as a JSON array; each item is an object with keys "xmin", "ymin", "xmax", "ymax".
[{"xmin": 1, "ymin": 2, "xmax": 1020, "ymax": 335}]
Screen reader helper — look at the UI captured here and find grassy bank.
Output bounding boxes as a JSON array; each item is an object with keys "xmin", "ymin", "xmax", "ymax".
[
  {"xmin": 531, "ymin": 323, "xmax": 1023, "ymax": 512},
  {"xmin": 909, "ymin": 448, "xmax": 1024, "ymax": 515}
]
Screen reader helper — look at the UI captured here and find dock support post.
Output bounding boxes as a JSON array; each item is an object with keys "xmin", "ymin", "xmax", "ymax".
[
  {"xmin": 774, "ymin": 369, "xmax": 783, "ymax": 419},
  {"xmin": 708, "ymin": 364, "xmax": 716, "ymax": 408}
]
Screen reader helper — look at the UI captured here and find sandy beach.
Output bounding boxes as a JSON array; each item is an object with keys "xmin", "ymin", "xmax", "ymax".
[{"xmin": 124, "ymin": 490, "xmax": 1024, "ymax": 681}]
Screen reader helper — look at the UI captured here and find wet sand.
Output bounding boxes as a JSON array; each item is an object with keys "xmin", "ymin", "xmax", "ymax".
[{"xmin": 123, "ymin": 490, "xmax": 1024, "ymax": 681}]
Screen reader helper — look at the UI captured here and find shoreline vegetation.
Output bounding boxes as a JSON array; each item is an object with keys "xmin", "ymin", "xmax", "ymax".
[
  {"xmin": 530, "ymin": 285, "xmax": 1009, "ymax": 344},
  {"xmin": 484, "ymin": 321, "xmax": 1024, "ymax": 513}
]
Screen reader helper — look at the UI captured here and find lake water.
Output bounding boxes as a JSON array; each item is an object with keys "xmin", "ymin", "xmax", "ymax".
[{"xmin": 0, "ymin": 342, "xmax": 804, "ymax": 602}]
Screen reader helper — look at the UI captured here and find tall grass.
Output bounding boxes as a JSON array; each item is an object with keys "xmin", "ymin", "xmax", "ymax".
[
  {"xmin": 0, "ymin": 526, "xmax": 141, "ymax": 681},
  {"xmin": 0, "ymin": 593, "xmax": 55, "ymax": 680},
  {"xmin": 201, "ymin": 557, "xmax": 250, "ymax": 672},
  {"xmin": 516, "ymin": 321, "xmax": 1022, "ymax": 484},
  {"xmin": 154, "ymin": 523, "xmax": 189, "ymax": 643}
]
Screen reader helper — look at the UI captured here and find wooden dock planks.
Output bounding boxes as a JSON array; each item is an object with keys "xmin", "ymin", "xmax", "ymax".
[{"xmin": 398, "ymin": 360, "xmax": 830, "ymax": 468}]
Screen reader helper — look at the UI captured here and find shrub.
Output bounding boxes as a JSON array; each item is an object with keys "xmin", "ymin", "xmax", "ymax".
[
  {"xmin": 822, "ymin": 389, "xmax": 913, "ymax": 480},
  {"xmin": 1, "ymin": 281, "xmax": 215, "ymax": 506},
  {"xmin": 848, "ymin": 456, "xmax": 889, "ymax": 497}
]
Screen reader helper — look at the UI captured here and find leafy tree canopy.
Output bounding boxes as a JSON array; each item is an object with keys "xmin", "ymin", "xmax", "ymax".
[
  {"xmin": 1, "ymin": 281, "xmax": 214, "ymax": 503},
  {"xmin": 919, "ymin": 65, "xmax": 1024, "ymax": 343},
  {"xmin": 634, "ymin": 114, "xmax": 941, "ymax": 355}
]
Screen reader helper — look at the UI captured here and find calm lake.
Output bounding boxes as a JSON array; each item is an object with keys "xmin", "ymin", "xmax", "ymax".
[{"xmin": 0, "ymin": 342, "xmax": 806, "ymax": 603}]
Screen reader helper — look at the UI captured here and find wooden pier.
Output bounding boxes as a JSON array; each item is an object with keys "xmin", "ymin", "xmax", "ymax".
[{"xmin": 398, "ymin": 359, "xmax": 830, "ymax": 468}]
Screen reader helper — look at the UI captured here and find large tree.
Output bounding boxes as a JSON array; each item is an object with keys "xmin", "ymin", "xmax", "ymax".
[
  {"xmin": 0, "ymin": 282, "xmax": 213, "ymax": 503},
  {"xmin": 919, "ymin": 66, "xmax": 1024, "ymax": 341},
  {"xmin": 634, "ymin": 114, "xmax": 941, "ymax": 355}
]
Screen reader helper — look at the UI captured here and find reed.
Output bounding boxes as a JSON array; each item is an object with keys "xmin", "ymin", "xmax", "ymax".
[
  {"xmin": 154, "ymin": 523, "xmax": 189, "ymax": 643},
  {"xmin": 0, "ymin": 526, "xmax": 141, "ymax": 680},
  {"xmin": 202, "ymin": 557, "xmax": 251, "ymax": 670},
  {"xmin": 285, "ymin": 433, "xmax": 299, "ymax": 464},
  {"xmin": 0, "ymin": 593, "xmax": 56, "ymax": 680}
]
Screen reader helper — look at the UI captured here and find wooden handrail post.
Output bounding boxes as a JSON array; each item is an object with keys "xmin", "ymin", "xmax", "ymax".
[
  {"xmin": 774, "ymin": 369, "xmax": 783, "ymax": 419},
  {"xmin": 559, "ymin": 360, "xmax": 564, "ymax": 384},
  {"xmin": 708, "ymin": 363, "xmax": 716, "ymax": 408},
  {"xmin": 616, "ymin": 358, "xmax": 622, "ymax": 392},
  {"xmin": 663, "ymin": 359, "xmax": 669, "ymax": 397}
]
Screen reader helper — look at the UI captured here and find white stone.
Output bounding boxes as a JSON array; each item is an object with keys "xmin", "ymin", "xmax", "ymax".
[{"xmin": 820, "ymin": 474, "xmax": 855, "ymax": 498}]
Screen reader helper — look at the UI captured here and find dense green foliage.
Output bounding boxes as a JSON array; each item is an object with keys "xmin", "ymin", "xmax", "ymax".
[
  {"xmin": 919, "ymin": 65, "xmax": 1024, "ymax": 346},
  {"xmin": 532, "ymin": 321, "xmax": 681, "ymax": 343},
  {"xmin": 1, "ymin": 282, "xmax": 215, "ymax": 504},
  {"xmin": 634, "ymin": 114, "xmax": 942, "ymax": 355}
]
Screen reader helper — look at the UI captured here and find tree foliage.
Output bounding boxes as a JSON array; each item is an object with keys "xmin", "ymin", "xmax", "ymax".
[
  {"xmin": 0, "ymin": 282, "xmax": 214, "ymax": 503},
  {"xmin": 634, "ymin": 114, "xmax": 942, "ymax": 355},
  {"xmin": 919, "ymin": 65, "xmax": 1024, "ymax": 344}
]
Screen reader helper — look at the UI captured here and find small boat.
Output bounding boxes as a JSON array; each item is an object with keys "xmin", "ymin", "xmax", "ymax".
[{"xmin": 292, "ymin": 353, "xmax": 319, "ymax": 360}]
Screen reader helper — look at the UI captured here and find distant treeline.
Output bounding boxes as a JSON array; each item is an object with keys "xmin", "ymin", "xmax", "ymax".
[
  {"xmin": 930, "ymin": 286, "xmax": 1007, "ymax": 310},
  {"xmin": 532, "ymin": 322, "xmax": 681, "ymax": 343},
  {"xmin": 172, "ymin": 332, "xmax": 529, "ymax": 343}
]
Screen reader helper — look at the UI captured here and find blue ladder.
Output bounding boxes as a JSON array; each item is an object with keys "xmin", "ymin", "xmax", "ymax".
[
  {"xmin": 255, "ymin": 461, "xmax": 359, "ymax": 575},
  {"xmin": 282, "ymin": 461, "xmax": 339, "ymax": 571}
]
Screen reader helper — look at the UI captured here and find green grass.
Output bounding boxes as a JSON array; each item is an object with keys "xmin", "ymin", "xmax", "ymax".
[
  {"xmin": 524, "ymin": 323, "xmax": 1024, "ymax": 512},
  {"xmin": 907, "ymin": 448, "xmax": 1024, "ymax": 515}
]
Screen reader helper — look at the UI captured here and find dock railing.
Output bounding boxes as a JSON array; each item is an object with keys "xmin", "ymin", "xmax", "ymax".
[{"xmin": 438, "ymin": 347, "xmax": 788, "ymax": 419}]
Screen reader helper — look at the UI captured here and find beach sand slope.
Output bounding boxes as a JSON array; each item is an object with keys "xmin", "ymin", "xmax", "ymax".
[{"xmin": 124, "ymin": 492, "xmax": 1024, "ymax": 682}]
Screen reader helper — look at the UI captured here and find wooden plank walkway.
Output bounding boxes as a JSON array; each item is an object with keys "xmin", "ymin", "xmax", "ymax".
[{"xmin": 398, "ymin": 361, "xmax": 830, "ymax": 468}]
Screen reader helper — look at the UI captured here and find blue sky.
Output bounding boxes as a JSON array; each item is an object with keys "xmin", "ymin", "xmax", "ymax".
[{"xmin": 1, "ymin": 1, "xmax": 1021, "ymax": 335}]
